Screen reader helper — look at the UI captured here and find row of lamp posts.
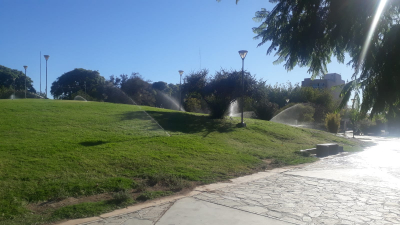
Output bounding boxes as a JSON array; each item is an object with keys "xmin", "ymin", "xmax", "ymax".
[
  {"xmin": 18, "ymin": 55, "xmax": 49, "ymax": 99},
  {"xmin": 178, "ymin": 50, "xmax": 248, "ymax": 127}
]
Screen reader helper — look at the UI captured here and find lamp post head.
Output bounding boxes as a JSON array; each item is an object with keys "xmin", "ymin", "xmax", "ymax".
[
  {"xmin": 23, "ymin": 65, "xmax": 28, "ymax": 70},
  {"xmin": 178, "ymin": 70, "xmax": 184, "ymax": 76},
  {"xmin": 44, "ymin": 55, "xmax": 50, "ymax": 61},
  {"xmin": 238, "ymin": 50, "xmax": 248, "ymax": 60}
]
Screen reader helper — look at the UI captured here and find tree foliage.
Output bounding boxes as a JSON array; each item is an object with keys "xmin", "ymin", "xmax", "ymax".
[
  {"xmin": 119, "ymin": 73, "xmax": 155, "ymax": 106},
  {"xmin": 253, "ymin": 0, "xmax": 400, "ymax": 117},
  {"xmin": 182, "ymin": 69, "xmax": 257, "ymax": 118},
  {"xmin": 0, "ymin": 65, "xmax": 35, "ymax": 94},
  {"xmin": 51, "ymin": 68, "xmax": 105, "ymax": 100},
  {"xmin": 325, "ymin": 112, "xmax": 341, "ymax": 133}
]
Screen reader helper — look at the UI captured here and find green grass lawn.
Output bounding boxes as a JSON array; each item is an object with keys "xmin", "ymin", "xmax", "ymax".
[{"xmin": 0, "ymin": 99, "xmax": 366, "ymax": 224}]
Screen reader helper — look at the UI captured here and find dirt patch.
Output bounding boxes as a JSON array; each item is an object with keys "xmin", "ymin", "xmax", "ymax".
[
  {"xmin": 26, "ymin": 163, "xmax": 277, "ymax": 220},
  {"xmin": 26, "ymin": 181, "xmax": 199, "ymax": 216},
  {"xmin": 262, "ymin": 159, "xmax": 285, "ymax": 170}
]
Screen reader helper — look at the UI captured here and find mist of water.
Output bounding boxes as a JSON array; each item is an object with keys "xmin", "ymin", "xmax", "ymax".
[
  {"xmin": 10, "ymin": 94, "xmax": 17, "ymax": 100},
  {"xmin": 74, "ymin": 95, "xmax": 87, "ymax": 101},
  {"xmin": 108, "ymin": 86, "xmax": 170, "ymax": 137},
  {"xmin": 270, "ymin": 104, "xmax": 302, "ymax": 126},
  {"xmin": 158, "ymin": 92, "xmax": 185, "ymax": 112},
  {"xmin": 228, "ymin": 100, "xmax": 239, "ymax": 117}
]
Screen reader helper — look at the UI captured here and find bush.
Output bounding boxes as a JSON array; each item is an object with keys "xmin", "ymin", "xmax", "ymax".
[
  {"xmin": 185, "ymin": 97, "xmax": 202, "ymax": 113},
  {"xmin": 253, "ymin": 99, "xmax": 279, "ymax": 120},
  {"xmin": 273, "ymin": 103, "xmax": 296, "ymax": 117},
  {"xmin": 205, "ymin": 95, "xmax": 232, "ymax": 119},
  {"xmin": 297, "ymin": 104, "xmax": 315, "ymax": 123},
  {"xmin": 325, "ymin": 113, "xmax": 341, "ymax": 133}
]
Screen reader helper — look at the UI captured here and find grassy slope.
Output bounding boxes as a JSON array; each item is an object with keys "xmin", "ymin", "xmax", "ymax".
[{"xmin": 0, "ymin": 99, "xmax": 363, "ymax": 223}]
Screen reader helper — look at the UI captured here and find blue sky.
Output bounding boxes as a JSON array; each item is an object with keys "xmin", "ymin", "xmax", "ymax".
[{"xmin": 0, "ymin": 0, "xmax": 354, "ymax": 97}]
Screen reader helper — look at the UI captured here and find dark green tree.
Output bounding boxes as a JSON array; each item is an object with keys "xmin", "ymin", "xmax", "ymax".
[
  {"xmin": 183, "ymin": 69, "xmax": 257, "ymax": 118},
  {"xmin": 119, "ymin": 73, "xmax": 155, "ymax": 106},
  {"xmin": 152, "ymin": 81, "xmax": 169, "ymax": 92},
  {"xmin": 0, "ymin": 65, "xmax": 35, "ymax": 94},
  {"xmin": 252, "ymin": 0, "xmax": 400, "ymax": 117},
  {"xmin": 50, "ymin": 68, "xmax": 105, "ymax": 100}
]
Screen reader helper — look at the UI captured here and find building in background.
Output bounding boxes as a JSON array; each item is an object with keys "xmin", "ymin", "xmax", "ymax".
[{"xmin": 301, "ymin": 73, "xmax": 345, "ymax": 99}]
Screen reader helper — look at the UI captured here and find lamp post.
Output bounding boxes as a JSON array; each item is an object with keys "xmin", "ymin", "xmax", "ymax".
[
  {"xmin": 44, "ymin": 55, "xmax": 50, "ymax": 98},
  {"xmin": 178, "ymin": 70, "xmax": 184, "ymax": 111},
  {"xmin": 13, "ymin": 78, "xmax": 16, "ymax": 100},
  {"xmin": 23, "ymin": 66, "xmax": 28, "ymax": 98},
  {"xmin": 238, "ymin": 50, "xmax": 248, "ymax": 127}
]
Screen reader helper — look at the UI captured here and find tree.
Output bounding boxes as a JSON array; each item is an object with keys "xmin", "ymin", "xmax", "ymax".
[
  {"xmin": 348, "ymin": 95, "xmax": 363, "ymax": 138},
  {"xmin": 183, "ymin": 69, "xmax": 257, "ymax": 118},
  {"xmin": 50, "ymin": 68, "xmax": 105, "ymax": 100},
  {"xmin": 152, "ymin": 81, "xmax": 169, "ymax": 92},
  {"xmin": 252, "ymin": 0, "xmax": 400, "ymax": 117},
  {"xmin": 0, "ymin": 65, "xmax": 35, "ymax": 94},
  {"xmin": 119, "ymin": 73, "xmax": 155, "ymax": 106}
]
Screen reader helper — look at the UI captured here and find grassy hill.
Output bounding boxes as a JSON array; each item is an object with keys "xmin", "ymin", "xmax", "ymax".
[{"xmin": 0, "ymin": 99, "xmax": 365, "ymax": 224}]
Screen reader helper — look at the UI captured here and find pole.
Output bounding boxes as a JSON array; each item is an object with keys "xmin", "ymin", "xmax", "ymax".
[
  {"xmin": 45, "ymin": 60, "xmax": 48, "ymax": 99},
  {"xmin": 24, "ymin": 67, "xmax": 27, "ymax": 98},
  {"xmin": 179, "ymin": 74, "xmax": 182, "ymax": 111},
  {"xmin": 241, "ymin": 58, "xmax": 244, "ymax": 125},
  {"xmin": 13, "ymin": 78, "xmax": 15, "ymax": 99},
  {"xmin": 84, "ymin": 81, "xmax": 86, "ymax": 95},
  {"xmin": 40, "ymin": 51, "xmax": 41, "ymax": 95}
]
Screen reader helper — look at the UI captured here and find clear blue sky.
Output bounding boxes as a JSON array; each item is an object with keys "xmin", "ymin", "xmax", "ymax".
[{"xmin": 0, "ymin": 0, "xmax": 354, "ymax": 97}]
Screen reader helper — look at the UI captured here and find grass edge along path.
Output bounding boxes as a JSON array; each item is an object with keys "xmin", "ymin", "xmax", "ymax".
[{"xmin": 0, "ymin": 99, "xmax": 369, "ymax": 224}]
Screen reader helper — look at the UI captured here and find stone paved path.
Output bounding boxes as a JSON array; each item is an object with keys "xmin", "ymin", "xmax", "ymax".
[
  {"xmin": 64, "ymin": 137, "xmax": 400, "ymax": 225},
  {"xmin": 194, "ymin": 174, "xmax": 400, "ymax": 224}
]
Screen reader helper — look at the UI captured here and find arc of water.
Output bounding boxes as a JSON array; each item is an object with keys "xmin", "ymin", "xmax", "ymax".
[{"xmin": 124, "ymin": 92, "xmax": 171, "ymax": 137}]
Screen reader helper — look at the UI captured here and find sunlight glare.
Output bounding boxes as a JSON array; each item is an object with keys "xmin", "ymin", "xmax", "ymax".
[
  {"xmin": 359, "ymin": 0, "xmax": 388, "ymax": 70},
  {"xmin": 360, "ymin": 138, "xmax": 400, "ymax": 168}
]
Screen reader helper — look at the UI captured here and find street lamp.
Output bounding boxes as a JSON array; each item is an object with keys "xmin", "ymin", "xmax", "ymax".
[
  {"xmin": 238, "ymin": 50, "xmax": 248, "ymax": 127},
  {"xmin": 44, "ymin": 55, "xmax": 50, "ymax": 98},
  {"xmin": 23, "ymin": 65, "xmax": 28, "ymax": 98},
  {"xmin": 179, "ymin": 70, "xmax": 184, "ymax": 111},
  {"xmin": 13, "ymin": 77, "xmax": 16, "ymax": 100}
]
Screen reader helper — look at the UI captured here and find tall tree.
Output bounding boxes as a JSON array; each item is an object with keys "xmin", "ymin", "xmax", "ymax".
[
  {"xmin": 252, "ymin": 0, "xmax": 400, "ymax": 117},
  {"xmin": 50, "ymin": 68, "xmax": 105, "ymax": 99},
  {"xmin": 119, "ymin": 73, "xmax": 155, "ymax": 106},
  {"xmin": 0, "ymin": 65, "xmax": 35, "ymax": 92}
]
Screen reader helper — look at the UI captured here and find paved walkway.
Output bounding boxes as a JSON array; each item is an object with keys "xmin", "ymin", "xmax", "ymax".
[{"xmin": 61, "ymin": 136, "xmax": 400, "ymax": 225}]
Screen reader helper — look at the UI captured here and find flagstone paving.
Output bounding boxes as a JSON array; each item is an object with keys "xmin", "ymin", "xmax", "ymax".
[
  {"xmin": 194, "ymin": 174, "xmax": 400, "ymax": 224},
  {"xmin": 69, "ymin": 137, "xmax": 400, "ymax": 225}
]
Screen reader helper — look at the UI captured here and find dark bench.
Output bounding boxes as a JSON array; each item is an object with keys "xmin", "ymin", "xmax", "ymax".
[
  {"xmin": 316, "ymin": 143, "xmax": 339, "ymax": 157},
  {"xmin": 300, "ymin": 144, "xmax": 344, "ymax": 157}
]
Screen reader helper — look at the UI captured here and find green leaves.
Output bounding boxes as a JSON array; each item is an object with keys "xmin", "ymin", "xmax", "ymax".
[{"xmin": 253, "ymin": 0, "xmax": 400, "ymax": 117}]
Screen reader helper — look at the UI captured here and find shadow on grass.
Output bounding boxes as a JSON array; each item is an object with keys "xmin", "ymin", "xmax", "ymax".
[
  {"xmin": 80, "ymin": 141, "xmax": 109, "ymax": 146},
  {"xmin": 120, "ymin": 110, "xmax": 235, "ymax": 136}
]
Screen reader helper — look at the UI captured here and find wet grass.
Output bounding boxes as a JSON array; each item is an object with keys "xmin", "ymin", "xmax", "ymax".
[{"xmin": 0, "ymin": 99, "xmax": 367, "ymax": 224}]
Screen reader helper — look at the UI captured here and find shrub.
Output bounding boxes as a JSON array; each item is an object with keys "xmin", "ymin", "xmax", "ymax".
[
  {"xmin": 205, "ymin": 95, "xmax": 232, "ymax": 119},
  {"xmin": 325, "ymin": 113, "xmax": 341, "ymax": 133},
  {"xmin": 253, "ymin": 99, "xmax": 279, "ymax": 121},
  {"xmin": 297, "ymin": 104, "xmax": 315, "ymax": 123},
  {"xmin": 273, "ymin": 103, "xmax": 296, "ymax": 117},
  {"xmin": 185, "ymin": 97, "xmax": 202, "ymax": 113}
]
